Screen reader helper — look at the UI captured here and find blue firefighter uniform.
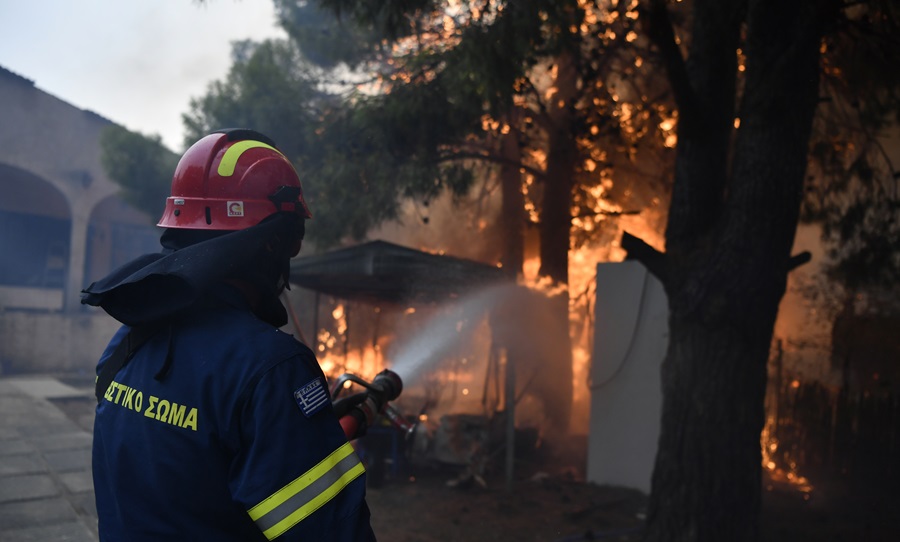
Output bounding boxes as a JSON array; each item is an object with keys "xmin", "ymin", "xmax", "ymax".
[{"xmin": 92, "ymin": 287, "xmax": 374, "ymax": 541}]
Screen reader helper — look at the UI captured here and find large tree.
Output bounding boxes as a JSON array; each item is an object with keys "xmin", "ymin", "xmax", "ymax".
[
  {"xmin": 630, "ymin": 0, "xmax": 897, "ymax": 540},
  {"xmin": 630, "ymin": 0, "xmax": 827, "ymax": 538}
]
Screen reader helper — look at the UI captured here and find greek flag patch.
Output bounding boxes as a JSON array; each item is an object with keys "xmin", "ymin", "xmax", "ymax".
[{"xmin": 294, "ymin": 378, "xmax": 328, "ymax": 417}]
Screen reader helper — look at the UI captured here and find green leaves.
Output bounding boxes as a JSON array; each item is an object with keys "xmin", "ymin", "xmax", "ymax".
[
  {"xmin": 99, "ymin": 125, "xmax": 178, "ymax": 222},
  {"xmin": 182, "ymin": 39, "xmax": 319, "ymax": 157},
  {"xmin": 301, "ymin": 86, "xmax": 477, "ymax": 247}
]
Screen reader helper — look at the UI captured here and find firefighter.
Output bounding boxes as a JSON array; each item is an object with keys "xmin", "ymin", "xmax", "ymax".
[{"xmin": 82, "ymin": 129, "xmax": 376, "ymax": 541}]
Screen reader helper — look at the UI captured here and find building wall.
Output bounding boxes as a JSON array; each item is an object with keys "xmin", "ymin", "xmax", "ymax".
[
  {"xmin": 0, "ymin": 65, "xmax": 158, "ymax": 374},
  {"xmin": 0, "ymin": 66, "xmax": 125, "ymax": 311},
  {"xmin": 0, "ymin": 312, "xmax": 121, "ymax": 375}
]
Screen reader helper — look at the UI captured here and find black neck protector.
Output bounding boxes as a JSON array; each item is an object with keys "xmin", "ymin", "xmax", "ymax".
[{"xmin": 81, "ymin": 213, "xmax": 304, "ymax": 328}]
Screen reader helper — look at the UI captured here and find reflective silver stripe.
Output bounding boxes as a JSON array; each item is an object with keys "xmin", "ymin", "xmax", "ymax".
[{"xmin": 248, "ymin": 443, "xmax": 364, "ymax": 539}]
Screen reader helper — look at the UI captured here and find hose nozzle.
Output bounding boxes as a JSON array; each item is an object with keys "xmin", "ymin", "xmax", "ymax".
[
  {"xmin": 333, "ymin": 369, "xmax": 405, "ymax": 441},
  {"xmin": 370, "ymin": 369, "xmax": 403, "ymax": 403}
]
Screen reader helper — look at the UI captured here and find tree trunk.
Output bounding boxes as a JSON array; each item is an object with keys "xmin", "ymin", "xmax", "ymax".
[
  {"xmin": 499, "ymin": 116, "xmax": 525, "ymax": 278},
  {"xmin": 648, "ymin": 317, "xmax": 772, "ymax": 541},
  {"xmin": 539, "ymin": 134, "xmax": 575, "ymax": 433},
  {"xmin": 539, "ymin": 48, "xmax": 580, "ymax": 284},
  {"xmin": 644, "ymin": 1, "xmax": 829, "ymax": 540},
  {"xmin": 536, "ymin": 50, "xmax": 580, "ymax": 433}
]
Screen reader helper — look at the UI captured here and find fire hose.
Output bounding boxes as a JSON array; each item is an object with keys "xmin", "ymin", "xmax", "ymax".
[{"xmin": 330, "ymin": 369, "xmax": 415, "ymax": 441}]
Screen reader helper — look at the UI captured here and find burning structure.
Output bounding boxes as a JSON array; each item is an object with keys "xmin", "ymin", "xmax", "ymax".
[{"xmin": 288, "ymin": 240, "xmax": 577, "ymax": 483}]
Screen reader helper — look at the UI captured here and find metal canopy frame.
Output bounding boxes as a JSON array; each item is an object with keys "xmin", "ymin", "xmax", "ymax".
[
  {"xmin": 289, "ymin": 240, "xmax": 509, "ymax": 306},
  {"xmin": 289, "ymin": 240, "xmax": 522, "ymax": 490}
]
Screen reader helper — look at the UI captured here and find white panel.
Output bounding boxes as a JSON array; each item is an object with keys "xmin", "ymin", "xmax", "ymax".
[{"xmin": 587, "ymin": 261, "xmax": 668, "ymax": 493}]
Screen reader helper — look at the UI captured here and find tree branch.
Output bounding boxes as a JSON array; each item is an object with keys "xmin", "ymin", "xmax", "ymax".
[
  {"xmin": 573, "ymin": 209, "xmax": 642, "ymax": 219},
  {"xmin": 638, "ymin": 0, "xmax": 699, "ymax": 123},
  {"xmin": 436, "ymin": 146, "xmax": 547, "ymax": 181},
  {"xmin": 516, "ymin": 77, "xmax": 556, "ymax": 134},
  {"xmin": 787, "ymin": 251, "xmax": 812, "ymax": 272},
  {"xmin": 621, "ymin": 230, "xmax": 668, "ymax": 284}
]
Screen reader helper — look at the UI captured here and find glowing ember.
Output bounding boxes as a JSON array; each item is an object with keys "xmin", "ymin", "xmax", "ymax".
[{"xmin": 761, "ymin": 416, "xmax": 814, "ymax": 495}]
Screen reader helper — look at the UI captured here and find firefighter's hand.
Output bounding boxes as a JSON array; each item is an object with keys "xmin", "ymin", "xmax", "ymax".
[
  {"xmin": 332, "ymin": 392, "xmax": 367, "ymax": 418},
  {"xmin": 364, "ymin": 387, "xmax": 389, "ymax": 415}
]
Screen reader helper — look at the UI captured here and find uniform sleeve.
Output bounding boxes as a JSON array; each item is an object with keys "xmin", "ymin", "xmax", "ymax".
[{"xmin": 228, "ymin": 351, "xmax": 376, "ymax": 541}]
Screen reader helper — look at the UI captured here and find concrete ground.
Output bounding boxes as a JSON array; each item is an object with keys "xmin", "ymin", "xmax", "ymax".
[{"xmin": 0, "ymin": 375, "xmax": 98, "ymax": 541}]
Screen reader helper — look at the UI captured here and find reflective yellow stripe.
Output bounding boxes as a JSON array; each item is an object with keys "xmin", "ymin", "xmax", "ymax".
[
  {"xmin": 217, "ymin": 140, "xmax": 283, "ymax": 177},
  {"xmin": 247, "ymin": 442, "xmax": 365, "ymax": 540}
]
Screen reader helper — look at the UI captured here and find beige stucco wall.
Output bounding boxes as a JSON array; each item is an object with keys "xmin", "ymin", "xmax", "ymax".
[
  {"xmin": 0, "ymin": 66, "xmax": 159, "ymax": 374},
  {"xmin": 0, "ymin": 66, "xmax": 121, "ymax": 311},
  {"xmin": 0, "ymin": 310, "xmax": 121, "ymax": 375}
]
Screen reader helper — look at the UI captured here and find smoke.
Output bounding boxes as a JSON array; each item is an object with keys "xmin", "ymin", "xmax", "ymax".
[
  {"xmin": 368, "ymin": 187, "xmax": 505, "ymax": 266},
  {"xmin": 384, "ymin": 280, "xmax": 575, "ymax": 440},
  {"xmin": 388, "ymin": 284, "xmax": 511, "ymax": 384},
  {"xmin": 774, "ymin": 223, "xmax": 839, "ymax": 386}
]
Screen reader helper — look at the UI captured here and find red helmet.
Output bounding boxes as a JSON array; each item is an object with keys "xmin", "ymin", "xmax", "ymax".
[{"xmin": 157, "ymin": 129, "xmax": 311, "ymax": 231}]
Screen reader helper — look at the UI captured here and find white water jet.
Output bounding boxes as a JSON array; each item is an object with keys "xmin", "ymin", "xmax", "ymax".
[{"xmin": 387, "ymin": 283, "xmax": 524, "ymax": 384}]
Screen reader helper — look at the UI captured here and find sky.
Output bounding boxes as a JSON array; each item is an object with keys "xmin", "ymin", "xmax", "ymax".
[{"xmin": 0, "ymin": 0, "xmax": 286, "ymax": 151}]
